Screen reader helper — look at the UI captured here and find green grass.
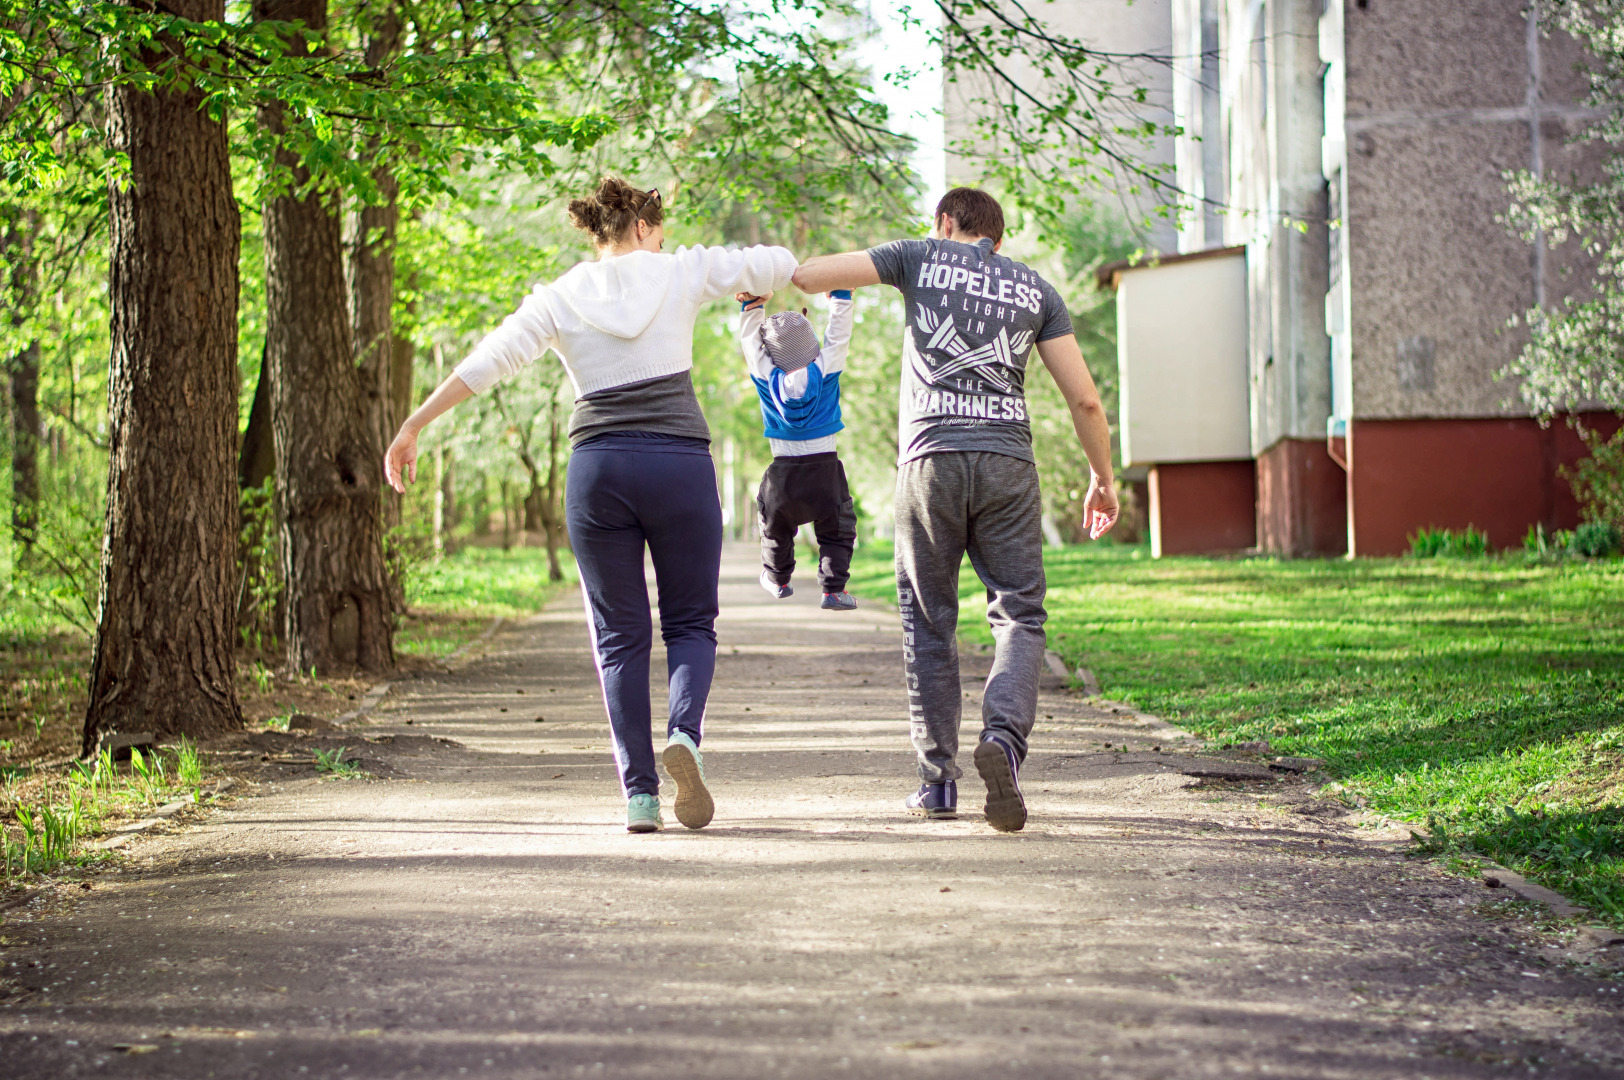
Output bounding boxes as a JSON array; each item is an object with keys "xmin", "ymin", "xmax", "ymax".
[
  {"xmin": 395, "ymin": 544, "xmax": 577, "ymax": 660},
  {"xmin": 3, "ymin": 742, "xmax": 210, "ymax": 885},
  {"xmin": 847, "ymin": 541, "xmax": 1624, "ymax": 926}
]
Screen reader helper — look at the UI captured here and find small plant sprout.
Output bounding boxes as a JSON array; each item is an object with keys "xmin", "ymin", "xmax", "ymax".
[
  {"xmin": 312, "ymin": 747, "xmax": 361, "ymax": 778},
  {"xmin": 177, "ymin": 738, "xmax": 202, "ymax": 788}
]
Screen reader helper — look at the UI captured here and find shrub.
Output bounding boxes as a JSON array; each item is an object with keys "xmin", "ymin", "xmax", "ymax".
[
  {"xmin": 1565, "ymin": 426, "xmax": 1624, "ymax": 545},
  {"xmin": 1573, "ymin": 520, "xmax": 1622, "ymax": 558}
]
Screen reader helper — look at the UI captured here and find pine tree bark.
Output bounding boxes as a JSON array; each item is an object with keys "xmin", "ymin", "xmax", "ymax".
[
  {"xmin": 257, "ymin": 0, "xmax": 394, "ymax": 674},
  {"xmin": 82, "ymin": 0, "xmax": 244, "ymax": 753}
]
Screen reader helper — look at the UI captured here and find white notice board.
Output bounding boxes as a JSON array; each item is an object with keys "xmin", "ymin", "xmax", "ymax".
[{"xmin": 1116, "ymin": 251, "xmax": 1250, "ymax": 467}]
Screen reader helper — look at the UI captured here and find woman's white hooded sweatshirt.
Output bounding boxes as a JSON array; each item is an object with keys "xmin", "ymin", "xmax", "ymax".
[{"xmin": 454, "ymin": 244, "xmax": 797, "ymax": 398}]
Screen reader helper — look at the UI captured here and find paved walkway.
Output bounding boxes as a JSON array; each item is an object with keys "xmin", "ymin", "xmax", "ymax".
[{"xmin": 2, "ymin": 546, "xmax": 1621, "ymax": 1078}]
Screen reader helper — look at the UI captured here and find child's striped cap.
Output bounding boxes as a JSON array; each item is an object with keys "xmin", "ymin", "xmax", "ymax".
[{"xmin": 759, "ymin": 311, "xmax": 820, "ymax": 373}]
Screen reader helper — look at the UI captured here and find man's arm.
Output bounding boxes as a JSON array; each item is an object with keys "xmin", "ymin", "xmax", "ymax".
[
  {"xmin": 1034, "ymin": 333, "xmax": 1119, "ymax": 539},
  {"xmin": 791, "ymin": 251, "xmax": 881, "ymax": 294}
]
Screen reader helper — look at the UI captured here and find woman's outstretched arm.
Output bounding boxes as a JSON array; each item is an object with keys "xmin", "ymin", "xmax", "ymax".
[{"xmin": 384, "ymin": 373, "xmax": 474, "ymax": 494}]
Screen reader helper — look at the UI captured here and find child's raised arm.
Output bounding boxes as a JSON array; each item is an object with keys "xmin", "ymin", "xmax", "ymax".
[
  {"xmin": 818, "ymin": 290, "xmax": 854, "ymax": 376},
  {"xmin": 735, "ymin": 291, "xmax": 773, "ymax": 380}
]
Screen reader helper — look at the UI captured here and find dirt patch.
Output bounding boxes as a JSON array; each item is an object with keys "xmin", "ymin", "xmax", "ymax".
[{"xmin": 201, "ymin": 729, "xmax": 471, "ymax": 781}]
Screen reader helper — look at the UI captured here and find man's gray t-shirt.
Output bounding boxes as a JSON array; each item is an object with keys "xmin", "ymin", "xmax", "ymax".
[{"xmin": 868, "ymin": 237, "xmax": 1073, "ymax": 465}]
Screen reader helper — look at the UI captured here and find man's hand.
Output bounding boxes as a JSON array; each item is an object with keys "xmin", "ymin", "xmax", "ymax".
[
  {"xmin": 736, "ymin": 291, "xmax": 769, "ymax": 308},
  {"xmin": 384, "ymin": 424, "xmax": 419, "ymax": 495},
  {"xmin": 1083, "ymin": 472, "xmax": 1120, "ymax": 540}
]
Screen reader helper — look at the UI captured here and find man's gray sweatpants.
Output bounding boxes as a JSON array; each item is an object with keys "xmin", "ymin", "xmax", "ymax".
[{"xmin": 895, "ymin": 452, "xmax": 1046, "ymax": 783}]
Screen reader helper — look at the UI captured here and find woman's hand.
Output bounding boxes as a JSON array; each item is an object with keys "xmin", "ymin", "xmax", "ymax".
[
  {"xmin": 382, "ymin": 373, "xmax": 474, "ymax": 494},
  {"xmin": 1084, "ymin": 472, "xmax": 1120, "ymax": 540},
  {"xmin": 384, "ymin": 424, "xmax": 419, "ymax": 495},
  {"xmin": 736, "ymin": 290, "xmax": 770, "ymax": 308}
]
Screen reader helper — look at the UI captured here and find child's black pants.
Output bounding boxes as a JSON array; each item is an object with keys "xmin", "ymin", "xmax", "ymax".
[{"xmin": 757, "ymin": 452, "xmax": 857, "ymax": 592}]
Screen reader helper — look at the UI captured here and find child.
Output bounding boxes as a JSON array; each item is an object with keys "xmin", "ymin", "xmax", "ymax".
[{"xmin": 735, "ymin": 289, "xmax": 858, "ymax": 610}]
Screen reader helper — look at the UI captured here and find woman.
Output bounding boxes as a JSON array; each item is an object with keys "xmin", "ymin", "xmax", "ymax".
[{"xmin": 384, "ymin": 176, "xmax": 797, "ymax": 833}]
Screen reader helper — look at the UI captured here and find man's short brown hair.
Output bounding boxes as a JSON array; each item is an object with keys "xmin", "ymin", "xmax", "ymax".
[{"xmin": 934, "ymin": 187, "xmax": 1005, "ymax": 244}]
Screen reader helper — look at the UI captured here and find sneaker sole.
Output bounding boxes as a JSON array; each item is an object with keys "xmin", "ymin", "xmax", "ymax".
[
  {"xmin": 906, "ymin": 805, "xmax": 959, "ymax": 819},
  {"xmin": 661, "ymin": 742, "xmax": 715, "ymax": 830},
  {"xmin": 974, "ymin": 739, "xmax": 1027, "ymax": 832},
  {"xmin": 626, "ymin": 819, "xmax": 662, "ymax": 834}
]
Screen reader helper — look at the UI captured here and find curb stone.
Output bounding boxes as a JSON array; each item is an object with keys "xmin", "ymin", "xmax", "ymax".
[
  {"xmin": 335, "ymin": 681, "xmax": 392, "ymax": 725},
  {"xmin": 1051, "ymin": 659, "xmax": 1619, "ymax": 949},
  {"xmin": 442, "ymin": 616, "xmax": 505, "ymax": 670},
  {"xmin": 1, "ymin": 781, "xmax": 235, "ymax": 914},
  {"xmin": 1466, "ymin": 854, "xmax": 1620, "ymax": 946},
  {"xmin": 1083, "ymin": 696, "xmax": 1208, "ymax": 750},
  {"xmin": 90, "ymin": 795, "xmax": 196, "ymax": 851},
  {"xmin": 87, "ymin": 778, "xmax": 236, "ymax": 852}
]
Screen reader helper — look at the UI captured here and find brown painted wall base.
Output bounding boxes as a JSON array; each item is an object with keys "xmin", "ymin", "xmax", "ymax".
[
  {"xmin": 1257, "ymin": 438, "xmax": 1348, "ymax": 558},
  {"xmin": 1348, "ymin": 413, "xmax": 1621, "ymax": 556},
  {"xmin": 1150, "ymin": 461, "xmax": 1258, "ymax": 556}
]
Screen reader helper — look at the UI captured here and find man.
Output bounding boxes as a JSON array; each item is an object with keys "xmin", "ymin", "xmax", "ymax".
[{"xmin": 792, "ymin": 188, "xmax": 1118, "ymax": 831}]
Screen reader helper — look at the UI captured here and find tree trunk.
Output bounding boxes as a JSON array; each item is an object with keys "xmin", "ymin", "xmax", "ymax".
[
  {"xmin": 238, "ymin": 341, "xmax": 274, "ymax": 491},
  {"xmin": 541, "ymin": 392, "xmax": 564, "ymax": 581},
  {"xmin": 353, "ymin": 171, "xmax": 398, "ymax": 514},
  {"xmin": 7, "ymin": 341, "xmax": 40, "ymax": 548},
  {"xmin": 83, "ymin": 0, "xmax": 244, "ymax": 754},
  {"xmin": 3, "ymin": 208, "xmax": 41, "ymax": 549},
  {"xmin": 389, "ymin": 297, "xmax": 414, "ymax": 447},
  {"xmin": 257, "ymin": 0, "xmax": 394, "ymax": 675},
  {"xmin": 353, "ymin": 8, "xmax": 402, "ymax": 528}
]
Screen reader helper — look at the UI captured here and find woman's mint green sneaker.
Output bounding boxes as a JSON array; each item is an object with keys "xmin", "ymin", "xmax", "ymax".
[
  {"xmin": 661, "ymin": 731, "xmax": 714, "ymax": 830},
  {"xmin": 626, "ymin": 793, "xmax": 663, "ymax": 833}
]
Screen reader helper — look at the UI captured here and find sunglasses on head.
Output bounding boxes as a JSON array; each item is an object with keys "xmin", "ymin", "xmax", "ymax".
[{"xmin": 646, "ymin": 188, "xmax": 661, "ymax": 207}]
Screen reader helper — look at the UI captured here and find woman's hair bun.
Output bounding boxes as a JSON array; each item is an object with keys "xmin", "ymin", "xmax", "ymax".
[{"xmin": 568, "ymin": 174, "xmax": 663, "ymax": 247}]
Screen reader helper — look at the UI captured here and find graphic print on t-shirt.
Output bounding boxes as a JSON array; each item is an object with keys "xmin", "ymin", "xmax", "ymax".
[
  {"xmin": 868, "ymin": 237, "xmax": 1074, "ymax": 464},
  {"xmin": 910, "ymin": 306, "xmax": 1033, "ymax": 395}
]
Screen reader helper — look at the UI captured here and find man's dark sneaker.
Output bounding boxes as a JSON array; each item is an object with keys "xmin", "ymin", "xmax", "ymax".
[
  {"xmin": 905, "ymin": 780, "xmax": 957, "ymax": 819},
  {"xmin": 821, "ymin": 591, "xmax": 857, "ymax": 611},
  {"xmin": 973, "ymin": 733, "xmax": 1027, "ymax": 832}
]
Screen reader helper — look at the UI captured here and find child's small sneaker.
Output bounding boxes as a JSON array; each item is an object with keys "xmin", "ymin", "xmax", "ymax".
[
  {"xmin": 821, "ymin": 591, "xmax": 857, "ymax": 611},
  {"xmin": 626, "ymin": 793, "xmax": 663, "ymax": 833},
  {"xmin": 760, "ymin": 569, "xmax": 793, "ymax": 599}
]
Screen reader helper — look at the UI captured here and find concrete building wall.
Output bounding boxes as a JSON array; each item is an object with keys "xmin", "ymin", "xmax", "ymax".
[
  {"xmin": 1340, "ymin": 0, "xmax": 1600, "ymax": 421},
  {"xmin": 1192, "ymin": 0, "xmax": 1342, "ymax": 556},
  {"xmin": 1171, "ymin": 0, "xmax": 1224, "ymax": 251},
  {"xmin": 1218, "ymin": 0, "xmax": 1332, "ymax": 454},
  {"xmin": 942, "ymin": 0, "xmax": 1179, "ymax": 252},
  {"xmin": 1333, "ymin": 0, "xmax": 1609, "ymax": 554}
]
